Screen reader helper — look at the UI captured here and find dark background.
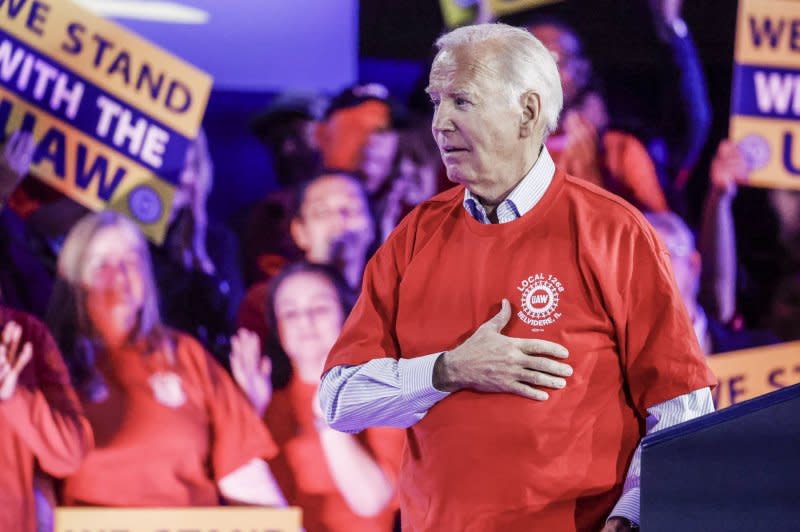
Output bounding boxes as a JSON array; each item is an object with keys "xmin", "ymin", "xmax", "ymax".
[{"xmin": 207, "ymin": 0, "xmax": 740, "ymax": 230}]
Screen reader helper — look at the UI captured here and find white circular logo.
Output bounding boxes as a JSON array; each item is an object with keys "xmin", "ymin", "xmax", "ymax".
[
  {"xmin": 521, "ymin": 280, "xmax": 560, "ymax": 319},
  {"xmin": 148, "ymin": 371, "xmax": 186, "ymax": 408},
  {"xmin": 516, "ymin": 273, "xmax": 564, "ymax": 330}
]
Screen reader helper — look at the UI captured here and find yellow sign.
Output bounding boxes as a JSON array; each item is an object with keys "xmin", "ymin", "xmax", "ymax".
[
  {"xmin": 730, "ymin": 0, "xmax": 800, "ymax": 190},
  {"xmin": 0, "ymin": 0, "xmax": 212, "ymax": 242},
  {"xmin": 55, "ymin": 507, "xmax": 302, "ymax": 532},
  {"xmin": 706, "ymin": 341, "xmax": 800, "ymax": 409},
  {"xmin": 439, "ymin": 0, "xmax": 563, "ymax": 29}
]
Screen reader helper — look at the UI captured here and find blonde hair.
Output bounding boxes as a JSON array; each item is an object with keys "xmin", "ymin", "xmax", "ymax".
[{"xmin": 47, "ymin": 211, "xmax": 173, "ymax": 396}]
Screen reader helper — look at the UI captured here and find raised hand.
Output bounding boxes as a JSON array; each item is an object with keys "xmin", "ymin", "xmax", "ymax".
[
  {"xmin": 230, "ymin": 328, "xmax": 272, "ymax": 416},
  {"xmin": 0, "ymin": 130, "xmax": 35, "ymax": 201},
  {"xmin": 709, "ymin": 139, "xmax": 746, "ymax": 199},
  {"xmin": 432, "ymin": 299, "xmax": 572, "ymax": 401},
  {"xmin": 0, "ymin": 320, "xmax": 33, "ymax": 401}
]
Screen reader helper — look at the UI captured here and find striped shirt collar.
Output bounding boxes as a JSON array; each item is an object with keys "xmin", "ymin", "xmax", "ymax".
[{"xmin": 463, "ymin": 146, "xmax": 555, "ymax": 224}]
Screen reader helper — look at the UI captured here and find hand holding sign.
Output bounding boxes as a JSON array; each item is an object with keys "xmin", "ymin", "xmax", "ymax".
[
  {"xmin": 0, "ymin": 130, "xmax": 35, "ymax": 202},
  {"xmin": 710, "ymin": 139, "xmax": 746, "ymax": 199}
]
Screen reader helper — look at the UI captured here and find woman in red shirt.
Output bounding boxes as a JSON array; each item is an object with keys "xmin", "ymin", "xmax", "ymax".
[
  {"xmin": 46, "ymin": 211, "xmax": 285, "ymax": 507},
  {"xmin": 0, "ymin": 307, "xmax": 93, "ymax": 532},
  {"xmin": 231, "ymin": 262, "xmax": 402, "ymax": 531}
]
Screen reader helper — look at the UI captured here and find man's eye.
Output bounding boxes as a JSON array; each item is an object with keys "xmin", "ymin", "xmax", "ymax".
[{"xmin": 455, "ymin": 97, "xmax": 470, "ymax": 107}]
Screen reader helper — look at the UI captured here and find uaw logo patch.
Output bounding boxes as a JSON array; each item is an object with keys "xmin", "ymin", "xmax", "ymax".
[
  {"xmin": 516, "ymin": 273, "xmax": 565, "ymax": 331},
  {"xmin": 148, "ymin": 371, "xmax": 187, "ymax": 408}
]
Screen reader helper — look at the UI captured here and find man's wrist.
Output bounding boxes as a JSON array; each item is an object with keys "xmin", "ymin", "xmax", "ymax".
[
  {"xmin": 606, "ymin": 516, "xmax": 638, "ymax": 531},
  {"xmin": 432, "ymin": 351, "xmax": 459, "ymax": 392}
]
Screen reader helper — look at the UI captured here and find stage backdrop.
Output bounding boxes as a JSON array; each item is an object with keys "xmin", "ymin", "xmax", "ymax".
[{"xmin": 76, "ymin": 0, "xmax": 358, "ymax": 93}]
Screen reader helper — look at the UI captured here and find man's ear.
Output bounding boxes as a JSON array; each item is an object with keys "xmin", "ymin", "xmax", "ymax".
[
  {"xmin": 519, "ymin": 90, "xmax": 542, "ymax": 138},
  {"xmin": 290, "ymin": 217, "xmax": 309, "ymax": 252}
]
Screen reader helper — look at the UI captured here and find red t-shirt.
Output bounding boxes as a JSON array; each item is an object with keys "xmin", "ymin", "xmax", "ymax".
[
  {"xmin": 324, "ymin": 169, "xmax": 716, "ymax": 531},
  {"xmin": 0, "ymin": 306, "xmax": 93, "ymax": 532},
  {"xmin": 266, "ymin": 378, "xmax": 402, "ymax": 531},
  {"xmin": 63, "ymin": 331, "xmax": 277, "ymax": 506}
]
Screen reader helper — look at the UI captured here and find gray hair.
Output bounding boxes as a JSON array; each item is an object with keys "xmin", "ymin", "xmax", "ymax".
[{"xmin": 435, "ymin": 23, "xmax": 563, "ymax": 136}]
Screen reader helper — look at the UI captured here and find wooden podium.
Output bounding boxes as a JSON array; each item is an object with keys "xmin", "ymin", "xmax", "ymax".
[{"xmin": 55, "ymin": 507, "xmax": 302, "ymax": 532}]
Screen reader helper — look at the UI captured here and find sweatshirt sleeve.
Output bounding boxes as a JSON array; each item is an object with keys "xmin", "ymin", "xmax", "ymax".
[{"xmin": 0, "ymin": 312, "xmax": 93, "ymax": 477}]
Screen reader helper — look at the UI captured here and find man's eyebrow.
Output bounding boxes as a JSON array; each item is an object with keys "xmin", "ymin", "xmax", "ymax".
[{"xmin": 424, "ymin": 86, "xmax": 474, "ymax": 98}]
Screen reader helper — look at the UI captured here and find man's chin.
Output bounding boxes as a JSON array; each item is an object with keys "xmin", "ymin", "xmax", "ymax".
[{"xmin": 444, "ymin": 167, "xmax": 469, "ymax": 185}]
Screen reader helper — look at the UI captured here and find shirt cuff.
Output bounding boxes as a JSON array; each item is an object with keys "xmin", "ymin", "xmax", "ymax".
[
  {"xmin": 399, "ymin": 353, "xmax": 450, "ymax": 411},
  {"xmin": 609, "ymin": 486, "xmax": 639, "ymax": 527}
]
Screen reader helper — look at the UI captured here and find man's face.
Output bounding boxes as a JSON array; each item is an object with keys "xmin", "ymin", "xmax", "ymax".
[
  {"xmin": 291, "ymin": 175, "xmax": 374, "ymax": 264},
  {"xmin": 528, "ymin": 24, "xmax": 588, "ymax": 110},
  {"xmin": 427, "ymin": 44, "xmax": 533, "ymax": 203}
]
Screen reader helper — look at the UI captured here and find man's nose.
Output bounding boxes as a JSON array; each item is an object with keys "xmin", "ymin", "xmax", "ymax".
[{"xmin": 431, "ymin": 104, "xmax": 453, "ymax": 134}]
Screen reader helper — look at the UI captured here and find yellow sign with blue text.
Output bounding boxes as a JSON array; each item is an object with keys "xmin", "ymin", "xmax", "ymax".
[
  {"xmin": 0, "ymin": 0, "xmax": 212, "ymax": 243},
  {"xmin": 706, "ymin": 341, "xmax": 800, "ymax": 409},
  {"xmin": 440, "ymin": 0, "xmax": 563, "ymax": 29},
  {"xmin": 731, "ymin": 0, "xmax": 800, "ymax": 190},
  {"xmin": 55, "ymin": 506, "xmax": 302, "ymax": 532}
]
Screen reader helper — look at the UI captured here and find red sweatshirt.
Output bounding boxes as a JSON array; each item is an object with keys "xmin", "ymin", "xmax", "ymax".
[
  {"xmin": 0, "ymin": 306, "xmax": 93, "ymax": 532},
  {"xmin": 324, "ymin": 168, "xmax": 716, "ymax": 531},
  {"xmin": 63, "ymin": 331, "xmax": 277, "ymax": 506},
  {"xmin": 266, "ymin": 378, "xmax": 403, "ymax": 531}
]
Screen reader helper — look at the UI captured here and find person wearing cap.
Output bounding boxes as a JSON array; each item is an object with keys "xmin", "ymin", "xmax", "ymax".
[
  {"xmin": 319, "ymin": 23, "xmax": 716, "ymax": 531},
  {"xmin": 317, "ymin": 83, "xmax": 394, "ymax": 173},
  {"xmin": 250, "ymin": 93, "xmax": 325, "ymax": 188}
]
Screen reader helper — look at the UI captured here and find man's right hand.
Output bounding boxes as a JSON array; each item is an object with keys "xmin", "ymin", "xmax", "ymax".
[{"xmin": 432, "ymin": 299, "xmax": 572, "ymax": 401}]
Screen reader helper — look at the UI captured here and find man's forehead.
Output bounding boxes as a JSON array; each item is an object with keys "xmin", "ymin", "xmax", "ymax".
[{"xmin": 426, "ymin": 45, "xmax": 498, "ymax": 94}]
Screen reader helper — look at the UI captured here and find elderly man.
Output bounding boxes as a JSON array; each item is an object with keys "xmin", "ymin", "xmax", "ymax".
[{"xmin": 320, "ymin": 24, "xmax": 715, "ymax": 532}]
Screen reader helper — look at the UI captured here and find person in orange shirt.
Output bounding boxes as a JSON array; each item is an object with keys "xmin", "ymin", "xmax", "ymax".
[
  {"xmin": 45, "ymin": 211, "xmax": 286, "ymax": 507},
  {"xmin": 316, "ymin": 84, "xmax": 393, "ymax": 173},
  {"xmin": 527, "ymin": 20, "xmax": 670, "ymax": 214},
  {"xmin": 231, "ymin": 262, "xmax": 401, "ymax": 531},
  {"xmin": 0, "ymin": 307, "xmax": 93, "ymax": 532}
]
